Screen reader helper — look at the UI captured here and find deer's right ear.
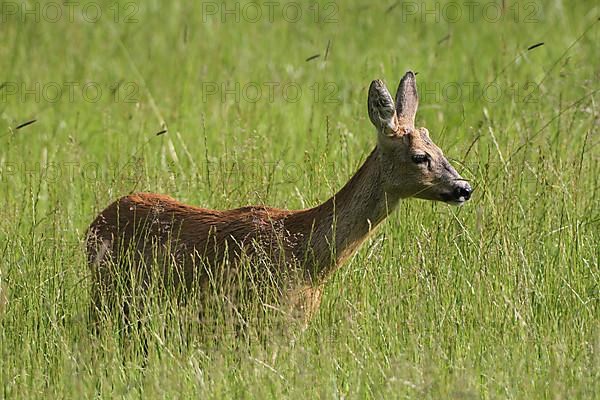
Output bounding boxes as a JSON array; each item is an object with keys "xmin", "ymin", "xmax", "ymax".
[
  {"xmin": 395, "ymin": 71, "xmax": 419, "ymax": 127},
  {"xmin": 368, "ymin": 79, "xmax": 398, "ymax": 135}
]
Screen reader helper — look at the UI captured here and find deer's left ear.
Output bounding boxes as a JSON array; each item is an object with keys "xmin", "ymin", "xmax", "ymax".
[
  {"xmin": 395, "ymin": 71, "xmax": 419, "ymax": 127},
  {"xmin": 368, "ymin": 79, "xmax": 398, "ymax": 136}
]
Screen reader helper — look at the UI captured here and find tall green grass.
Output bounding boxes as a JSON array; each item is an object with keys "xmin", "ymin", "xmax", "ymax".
[{"xmin": 0, "ymin": 0, "xmax": 598, "ymax": 398}]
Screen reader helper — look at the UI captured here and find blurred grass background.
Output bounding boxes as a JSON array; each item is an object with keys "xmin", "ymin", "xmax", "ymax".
[{"xmin": 0, "ymin": 0, "xmax": 598, "ymax": 398}]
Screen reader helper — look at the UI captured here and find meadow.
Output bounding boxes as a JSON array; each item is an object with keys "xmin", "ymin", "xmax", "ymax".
[{"xmin": 0, "ymin": 0, "xmax": 598, "ymax": 398}]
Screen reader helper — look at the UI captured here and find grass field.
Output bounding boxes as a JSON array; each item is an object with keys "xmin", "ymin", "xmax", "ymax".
[{"xmin": 0, "ymin": 0, "xmax": 599, "ymax": 398}]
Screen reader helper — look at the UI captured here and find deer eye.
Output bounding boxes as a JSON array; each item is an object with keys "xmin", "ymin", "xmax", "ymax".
[{"xmin": 412, "ymin": 154, "xmax": 429, "ymax": 164}]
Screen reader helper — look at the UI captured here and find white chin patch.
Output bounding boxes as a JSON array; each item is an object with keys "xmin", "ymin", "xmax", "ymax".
[{"xmin": 448, "ymin": 198, "xmax": 465, "ymax": 206}]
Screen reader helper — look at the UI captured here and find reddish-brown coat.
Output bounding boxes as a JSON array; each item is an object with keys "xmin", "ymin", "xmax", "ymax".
[{"xmin": 86, "ymin": 148, "xmax": 385, "ymax": 324}]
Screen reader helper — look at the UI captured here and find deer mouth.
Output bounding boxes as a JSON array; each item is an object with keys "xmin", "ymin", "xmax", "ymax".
[{"xmin": 440, "ymin": 192, "xmax": 469, "ymax": 206}]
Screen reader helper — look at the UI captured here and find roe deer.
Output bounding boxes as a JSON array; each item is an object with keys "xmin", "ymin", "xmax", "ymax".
[{"xmin": 86, "ymin": 71, "xmax": 472, "ymax": 328}]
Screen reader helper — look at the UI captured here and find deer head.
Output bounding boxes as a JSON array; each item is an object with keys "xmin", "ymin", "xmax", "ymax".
[{"xmin": 367, "ymin": 71, "xmax": 472, "ymax": 205}]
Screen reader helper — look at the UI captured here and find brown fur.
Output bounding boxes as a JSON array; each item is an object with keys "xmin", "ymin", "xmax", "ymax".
[{"xmin": 85, "ymin": 72, "xmax": 472, "ymax": 328}]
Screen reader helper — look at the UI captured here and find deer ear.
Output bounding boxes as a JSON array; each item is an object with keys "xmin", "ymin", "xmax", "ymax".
[
  {"xmin": 368, "ymin": 79, "xmax": 398, "ymax": 135},
  {"xmin": 395, "ymin": 71, "xmax": 419, "ymax": 127}
]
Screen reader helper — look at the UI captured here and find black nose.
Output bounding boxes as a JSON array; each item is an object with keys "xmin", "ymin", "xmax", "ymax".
[{"xmin": 454, "ymin": 184, "xmax": 472, "ymax": 201}]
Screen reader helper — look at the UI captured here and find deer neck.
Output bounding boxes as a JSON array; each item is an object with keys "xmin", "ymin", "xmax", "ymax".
[{"xmin": 298, "ymin": 146, "xmax": 400, "ymax": 281}]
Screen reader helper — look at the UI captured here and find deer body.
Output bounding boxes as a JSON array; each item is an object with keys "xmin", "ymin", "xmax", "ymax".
[{"xmin": 86, "ymin": 72, "xmax": 472, "ymax": 327}]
